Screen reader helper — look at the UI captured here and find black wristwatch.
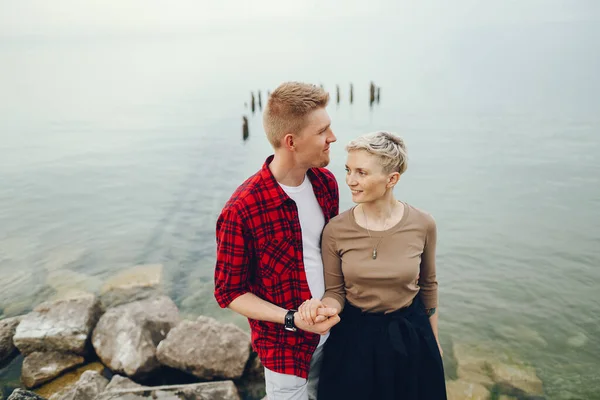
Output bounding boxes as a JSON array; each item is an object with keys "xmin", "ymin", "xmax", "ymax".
[{"xmin": 284, "ymin": 310, "xmax": 297, "ymax": 332}]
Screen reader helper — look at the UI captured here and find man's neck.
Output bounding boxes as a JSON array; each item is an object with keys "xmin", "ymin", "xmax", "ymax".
[{"xmin": 269, "ymin": 154, "xmax": 308, "ymax": 187}]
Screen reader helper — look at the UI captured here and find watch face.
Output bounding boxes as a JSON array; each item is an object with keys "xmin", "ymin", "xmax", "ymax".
[{"xmin": 285, "ymin": 310, "xmax": 297, "ymax": 332}]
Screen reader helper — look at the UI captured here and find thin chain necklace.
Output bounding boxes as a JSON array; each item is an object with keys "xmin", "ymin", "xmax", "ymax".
[{"xmin": 361, "ymin": 204, "xmax": 395, "ymax": 260}]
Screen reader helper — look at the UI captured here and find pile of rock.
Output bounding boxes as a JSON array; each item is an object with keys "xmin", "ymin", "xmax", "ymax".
[
  {"xmin": 14, "ymin": 295, "xmax": 101, "ymax": 388},
  {"xmin": 446, "ymin": 342, "xmax": 545, "ymax": 400},
  {"xmin": 1, "ymin": 263, "xmax": 548, "ymax": 400},
  {"xmin": 0, "ymin": 265, "xmax": 264, "ymax": 400},
  {"xmin": 7, "ymin": 371, "xmax": 241, "ymax": 400}
]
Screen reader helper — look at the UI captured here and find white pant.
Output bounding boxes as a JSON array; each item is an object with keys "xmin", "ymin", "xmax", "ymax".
[{"xmin": 264, "ymin": 345, "xmax": 324, "ymax": 400}]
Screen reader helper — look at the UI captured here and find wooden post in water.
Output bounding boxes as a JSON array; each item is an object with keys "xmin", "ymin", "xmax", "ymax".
[
  {"xmin": 258, "ymin": 91, "xmax": 263, "ymax": 110},
  {"xmin": 251, "ymin": 92, "xmax": 256, "ymax": 113},
  {"xmin": 336, "ymin": 85, "xmax": 340, "ymax": 104},
  {"xmin": 369, "ymin": 82, "xmax": 376, "ymax": 107},
  {"xmin": 350, "ymin": 83, "xmax": 354, "ymax": 104},
  {"xmin": 242, "ymin": 116, "xmax": 249, "ymax": 141},
  {"xmin": 376, "ymin": 87, "xmax": 381, "ymax": 104}
]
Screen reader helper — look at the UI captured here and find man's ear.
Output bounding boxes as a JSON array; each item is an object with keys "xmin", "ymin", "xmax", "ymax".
[{"xmin": 283, "ymin": 133, "xmax": 296, "ymax": 151}]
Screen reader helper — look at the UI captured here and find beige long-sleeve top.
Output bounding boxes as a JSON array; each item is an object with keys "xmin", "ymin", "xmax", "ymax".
[{"xmin": 321, "ymin": 202, "xmax": 438, "ymax": 313}]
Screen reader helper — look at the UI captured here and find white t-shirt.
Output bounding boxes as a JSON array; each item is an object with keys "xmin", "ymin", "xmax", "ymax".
[{"xmin": 279, "ymin": 175, "xmax": 329, "ymax": 347}]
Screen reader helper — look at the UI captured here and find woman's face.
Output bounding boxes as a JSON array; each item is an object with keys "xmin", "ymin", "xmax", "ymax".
[{"xmin": 345, "ymin": 150, "xmax": 392, "ymax": 203}]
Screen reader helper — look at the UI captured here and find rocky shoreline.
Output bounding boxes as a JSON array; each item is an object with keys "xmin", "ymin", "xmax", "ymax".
[
  {"xmin": 0, "ymin": 264, "xmax": 546, "ymax": 400},
  {"xmin": 0, "ymin": 265, "xmax": 264, "ymax": 400}
]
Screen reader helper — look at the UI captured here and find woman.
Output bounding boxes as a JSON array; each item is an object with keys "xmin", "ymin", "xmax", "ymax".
[{"xmin": 299, "ymin": 131, "xmax": 447, "ymax": 399}]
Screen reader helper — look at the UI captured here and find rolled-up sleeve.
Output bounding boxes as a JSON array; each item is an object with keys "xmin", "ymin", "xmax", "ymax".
[{"xmin": 214, "ymin": 207, "xmax": 250, "ymax": 308}]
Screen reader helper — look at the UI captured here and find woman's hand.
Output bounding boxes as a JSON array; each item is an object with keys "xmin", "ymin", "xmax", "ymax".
[{"xmin": 298, "ymin": 298, "xmax": 337, "ymax": 325}]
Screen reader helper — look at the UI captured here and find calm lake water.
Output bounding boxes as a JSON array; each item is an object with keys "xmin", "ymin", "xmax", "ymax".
[{"xmin": 1, "ymin": 2, "xmax": 599, "ymax": 399}]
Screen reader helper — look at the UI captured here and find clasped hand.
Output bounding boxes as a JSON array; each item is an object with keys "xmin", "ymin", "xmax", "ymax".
[{"xmin": 295, "ymin": 298, "xmax": 340, "ymax": 335}]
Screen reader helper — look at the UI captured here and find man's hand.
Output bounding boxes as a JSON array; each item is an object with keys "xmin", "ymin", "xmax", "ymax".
[
  {"xmin": 294, "ymin": 311, "xmax": 340, "ymax": 335},
  {"xmin": 298, "ymin": 298, "xmax": 337, "ymax": 325}
]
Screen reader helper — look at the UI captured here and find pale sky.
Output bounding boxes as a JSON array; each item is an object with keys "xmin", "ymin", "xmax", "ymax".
[{"xmin": 1, "ymin": 0, "xmax": 598, "ymax": 38}]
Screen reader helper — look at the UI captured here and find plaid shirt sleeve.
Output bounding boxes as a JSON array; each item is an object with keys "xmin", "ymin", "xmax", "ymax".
[{"xmin": 214, "ymin": 207, "xmax": 251, "ymax": 308}]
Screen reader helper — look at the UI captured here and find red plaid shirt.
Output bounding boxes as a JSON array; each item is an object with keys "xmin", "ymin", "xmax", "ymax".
[{"xmin": 214, "ymin": 155, "xmax": 339, "ymax": 379}]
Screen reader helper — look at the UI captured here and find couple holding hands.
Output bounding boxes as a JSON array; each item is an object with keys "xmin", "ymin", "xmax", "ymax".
[{"xmin": 214, "ymin": 82, "xmax": 446, "ymax": 400}]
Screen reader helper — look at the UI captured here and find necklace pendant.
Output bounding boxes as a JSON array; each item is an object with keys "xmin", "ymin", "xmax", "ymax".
[{"xmin": 372, "ymin": 248, "xmax": 377, "ymax": 259}]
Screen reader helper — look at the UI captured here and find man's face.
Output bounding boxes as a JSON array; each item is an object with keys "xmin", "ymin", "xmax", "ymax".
[{"xmin": 294, "ymin": 108, "xmax": 337, "ymax": 168}]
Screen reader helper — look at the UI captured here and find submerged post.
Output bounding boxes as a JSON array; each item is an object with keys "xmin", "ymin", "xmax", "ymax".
[
  {"xmin": 242, "ymin": 116, "xmax": 249, "ymax": 141},
  {"xmin": 350, "ymin": 83, "xmax": 354, "ymax": 104},
  {"xmin": 251, "ymin": 92, "xmax": 256, "ymax": 113}
]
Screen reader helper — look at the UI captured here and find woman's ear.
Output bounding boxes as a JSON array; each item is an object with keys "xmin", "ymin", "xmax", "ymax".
[{"xmin": 387, "ymin": 172, "xmax": 400, "ymax": 188}]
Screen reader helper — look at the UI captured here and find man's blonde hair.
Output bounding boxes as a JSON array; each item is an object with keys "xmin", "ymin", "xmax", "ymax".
[
  {"xmin": 346, "ymin": 131, "xmax": 408, "ymax": 175},
  {"xmin": 263, "ymin": 82, "xmax": 329, "ymax": 148}
]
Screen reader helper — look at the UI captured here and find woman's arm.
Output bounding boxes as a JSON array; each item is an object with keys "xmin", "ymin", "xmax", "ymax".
[
  {"xmin": 299, "ymin": 222, "xmax": 345, "ymax": 324},
  {"xmin": 426, "ymin": 308, "xmax": 438, "ymax": 338},
  {"xmin": 420, "ymin": 215, "xmax": 442, "ymax": 356},
  {"xmin": 321, "ymin": 221, "xmax": 346, "ymax": 309}
]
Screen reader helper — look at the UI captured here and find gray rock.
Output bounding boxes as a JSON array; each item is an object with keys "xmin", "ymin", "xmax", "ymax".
[
  {"xmin": 236, "ymin": 352, "xmax": 266, "ymax": 400},
  {"xmin": 99, "ymin": 264, "xmax": 164, "ymax": 309},
  {"xmin": 446, "ymin": 380, "xmax": 490, "ymax": 400},
  {"xmin": 0, "ymin": 316, "xmax": 22, "ymax": 365},
  {"xmin": 45, "ymin": 270, "xmax": 101, "ymax": 303},
  {"xmin": 104, "ymin": 375, "xmax": 144, "ymax": 391},
  {"xmin": 566, "ymin": 332, "xmax": 588, "ymax": 348},
  {"xmin": 452, "ymin": 342, "xmax": 495, "ymax": 386},
  {"xmin": 21, "ymin": 351, "xmax": 85, "ymax": 388},
  {"xmin": 244, "ymin": 352, "xmax": 265, "ymax": 381},
  {"xmin": 489, "ymin": 362, "xmax": 544, "ymax": 396},
  {"xmin": 92, "ymin": 296, "xmax": 180, "ymax": 377},
  {"xmin": 452, "ymin": 341, "xmax": 544, "ymax": 397},
  {"xmin": 7, "ymin": 388, "xmax": 46, "ymax": 400},
  {"xmin": 34, "ymin": 362, "xmax": 105, "ymax": 399},
  {"xmin": 98, "ymin": 381, "xmax": 241, "ymax": 400},
  {"xmin": 156, "ymin": 316, "xmax": 250, "ymax": 380},
  {"xmin": 48, "ymin": 370, "xmax": 109, "ymax": 400},
  {"xmin": 13, "ymin": 295, "xmax": 102, "ymax": 356}
]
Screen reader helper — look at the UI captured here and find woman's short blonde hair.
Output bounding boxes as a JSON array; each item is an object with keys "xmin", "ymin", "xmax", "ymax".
[
  {"xmin": 346, "ymin": 131, "xmax": 408, "ymax": 174},
  {"xmin": 263, "ymin": 82, "xmax": 329, "ymax": 148}
]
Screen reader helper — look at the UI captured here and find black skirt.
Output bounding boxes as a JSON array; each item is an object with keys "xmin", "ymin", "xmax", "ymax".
[{"xmin": 317, "ymin": 296, "xmax": 447, "ymax": 400}]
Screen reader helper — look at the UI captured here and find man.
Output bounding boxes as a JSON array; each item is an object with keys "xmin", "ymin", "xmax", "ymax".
[{"xmin": 214, "ymin": 82, "xmax": 340, "ymax": 400}]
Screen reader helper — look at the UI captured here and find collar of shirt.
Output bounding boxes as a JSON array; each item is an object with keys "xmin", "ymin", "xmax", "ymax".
[{"xmin": 259, "ymin": 155, "xmax": 332, "ymax": 209}]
